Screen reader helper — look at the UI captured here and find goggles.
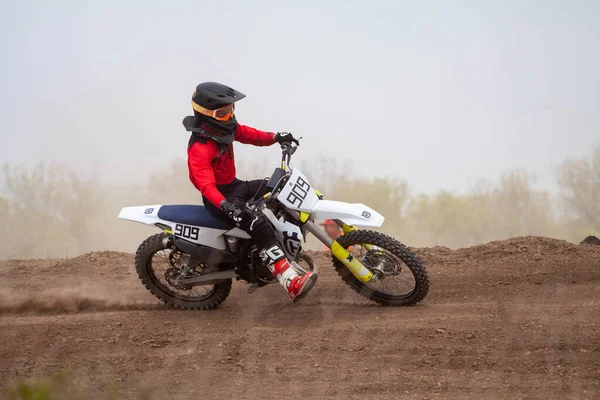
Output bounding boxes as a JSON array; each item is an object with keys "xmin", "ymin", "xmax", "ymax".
[{"xmin": 192, "ymin": 95, "xmax": 235, "ymax": 122}]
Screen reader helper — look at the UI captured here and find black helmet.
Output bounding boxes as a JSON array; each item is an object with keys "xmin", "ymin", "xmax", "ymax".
[
  {"xmin": 183, "ymin": 82, "xmax": 246, "ymax": 145},
  {"xmin": 191, "ymin": 82, "xmax": 246, "ymax": 110}
]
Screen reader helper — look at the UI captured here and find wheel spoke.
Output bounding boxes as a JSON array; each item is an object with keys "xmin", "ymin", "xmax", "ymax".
[
  {"xmin": 148, "ymin": 249, "xmax": 217, "ymax": 302},
  {"xmin": 355, "ymin": 248, "xmax": 416, "ymax": 296}
]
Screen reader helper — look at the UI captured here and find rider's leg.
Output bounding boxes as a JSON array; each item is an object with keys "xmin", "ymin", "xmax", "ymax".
[
  {"xmin": 228, "ymin": 179, "xmax": 268, "ymax": 206},
  {"xmin": 258, "ymin": 240, "xmax": 318, "ymax": 303},
  {"xmin": 241, "ymin": 211, "xmax": 317, "ymax": 303},
  {"xmin": 203, "ymin": 180, "xmax": 317, "ymax": 302},
  {"xmin": 203, "ymin": 179, "xmax": 266, "ymax": 221},
  {"xmin": 202, "ymin": 179, "xmax": 244, "ymax": 223}
]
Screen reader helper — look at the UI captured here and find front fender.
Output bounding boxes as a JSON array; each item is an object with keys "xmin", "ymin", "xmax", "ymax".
[{"xmin": 310, "ymin": 200, "xmax": 384, "ymax": 228}]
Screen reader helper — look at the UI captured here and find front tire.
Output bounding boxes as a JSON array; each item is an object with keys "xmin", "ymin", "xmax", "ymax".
[
  {"xmin": 332, "ymin": 230, "xmax": 429, "ymax": 306},
  {"xmin": 135, "ymin": 233, "xmax": 232, "ymax": 310}
]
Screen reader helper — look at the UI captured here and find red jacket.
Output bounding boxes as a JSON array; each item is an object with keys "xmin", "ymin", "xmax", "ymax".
[{"xmin": 187, "ymin": 124, "xmax": 276, "ymax": 207}]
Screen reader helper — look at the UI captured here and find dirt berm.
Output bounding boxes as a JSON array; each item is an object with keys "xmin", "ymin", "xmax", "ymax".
[{"xmin": 1, "ymin": 236, "xmax": 599, "ymax": 399}]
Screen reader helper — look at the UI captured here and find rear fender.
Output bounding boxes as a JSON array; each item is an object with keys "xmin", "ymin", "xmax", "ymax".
[{"xmin": 118, "ymin": 205, "xmax": 169, "ymax": 227}]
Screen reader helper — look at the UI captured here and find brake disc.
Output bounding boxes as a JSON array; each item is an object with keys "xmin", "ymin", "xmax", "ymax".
[{"xmin": 364, "ymin": 251, "xmax": 402, "ymax": 278}]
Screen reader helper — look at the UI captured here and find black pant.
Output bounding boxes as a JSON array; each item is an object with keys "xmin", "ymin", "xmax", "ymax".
[{"xmin": 203, "ymin": 179, "xmax": 276, "ymax": 250}]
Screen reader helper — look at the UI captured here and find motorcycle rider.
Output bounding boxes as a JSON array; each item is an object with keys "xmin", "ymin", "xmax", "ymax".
[{"xmin": 182, "ymin": 82, "xmax": 317, "ymax": 303}]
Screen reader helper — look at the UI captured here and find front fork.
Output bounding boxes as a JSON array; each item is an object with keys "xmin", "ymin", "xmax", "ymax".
[
  {"xmin": 301, "ymin": 218, "xmax": 375, "ymax": 283},
  {"xmin": 330, "ymin": 241, "xmax": 374, "ymax": 282}
]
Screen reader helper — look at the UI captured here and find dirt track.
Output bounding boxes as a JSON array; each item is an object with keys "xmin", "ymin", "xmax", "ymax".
[{"xmin": 1, "ymin": 236, "xmax": 599, "ymax": 399}]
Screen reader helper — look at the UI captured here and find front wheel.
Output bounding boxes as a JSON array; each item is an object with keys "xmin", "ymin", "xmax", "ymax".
[{"xmin": 332, "ymin": 230, "xmax": 429, "ymax": 306}]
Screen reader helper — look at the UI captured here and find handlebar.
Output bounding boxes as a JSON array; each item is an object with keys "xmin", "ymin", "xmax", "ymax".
[
  {"xmin": 246, "ymin": 137, "xmax": 302, "ymax": 208},
  {"xmin": 280, "ymin": 137, "xmax": 301, "ymax": 171},
  {"xmin": 246, "ymin": 137, "xmax": 302, "ymax": 210}
]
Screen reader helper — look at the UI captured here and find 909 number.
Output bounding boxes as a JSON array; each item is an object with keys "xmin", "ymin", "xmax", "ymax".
[{"xmin": 174, "ymin": 224, "xmax": 199, "ymax": 241}]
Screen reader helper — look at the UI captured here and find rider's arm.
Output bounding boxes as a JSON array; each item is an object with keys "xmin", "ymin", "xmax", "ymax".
[
  {"xmin": 235, "ymin": 124, "xmax": 276, "ymax": 146},
  {"xmin": 187, "ymin": 143, "xmax": 226, "ymax": 208}
]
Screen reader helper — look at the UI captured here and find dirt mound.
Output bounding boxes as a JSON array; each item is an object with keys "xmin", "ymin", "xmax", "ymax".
[
  {"xmin": 415, "ymin": 236, "xmax": 600, "ymax": 288},
  {"xmin": 580, "ymin": 235, "xmax": 600, "ymax": 245},
  {"xmin": 1, "ymin": 236, "xmax": 599, "ymax": 399},
  {"xmin": 419, "ymin": 235, "xmax": 596, "ymax": 262}
]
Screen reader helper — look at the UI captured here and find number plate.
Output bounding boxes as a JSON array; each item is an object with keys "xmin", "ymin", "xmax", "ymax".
[{"xmin": 174, "ymin": 224, "xmax": 200, "ymax": 241}]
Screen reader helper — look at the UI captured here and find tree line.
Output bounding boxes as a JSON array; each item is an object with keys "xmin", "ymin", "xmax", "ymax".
[{"xmin": 0, "ymin": 147, "xmax": 598, "ymax": 259}]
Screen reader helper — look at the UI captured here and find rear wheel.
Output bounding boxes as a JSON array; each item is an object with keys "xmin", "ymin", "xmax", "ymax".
[
  {"xmin": 135, "ymin": 233, "xmax": 232, "ymax": 310},
  {"xmin": 332, "ymin": 230, "xmax": 429, "ymax": 306}
]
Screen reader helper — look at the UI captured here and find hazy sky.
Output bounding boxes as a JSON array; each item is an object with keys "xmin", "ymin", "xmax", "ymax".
[{"xmin": 1, "ymin": 0, "xmax": 599, "ymax": 194}]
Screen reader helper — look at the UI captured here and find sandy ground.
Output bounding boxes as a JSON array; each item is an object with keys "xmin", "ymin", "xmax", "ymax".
[{"xmin": 1, "ymin": 236, "xmax": 599, "ymax": 399}]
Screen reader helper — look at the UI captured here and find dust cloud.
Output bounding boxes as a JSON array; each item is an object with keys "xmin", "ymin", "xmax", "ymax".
[
  {"xmin": 0, "ymin": 147, "xmax": 598, "ymax": 260},
  {"xmin": 0, "ymin": 287, "xmax": 160, "ymax": 314}
]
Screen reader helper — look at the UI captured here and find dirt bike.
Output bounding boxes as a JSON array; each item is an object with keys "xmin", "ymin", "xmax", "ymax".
[{"xmin": 118, "ymin": 139, "xmax": 429, "ymax": 310}]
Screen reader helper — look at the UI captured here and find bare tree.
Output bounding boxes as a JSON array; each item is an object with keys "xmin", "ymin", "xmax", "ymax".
[
  {"xmin": 557, "ymin": 146, "xmax": 600, "ymax": 232},
  {"xmin": 1, "ymin": 162, "xmax": 102, "ymax": 258},
  {"xmin": 492, "ymin": 170, "xmax": 559, "ymax": 238}
]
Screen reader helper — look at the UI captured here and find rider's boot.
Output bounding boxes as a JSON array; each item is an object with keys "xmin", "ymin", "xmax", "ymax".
[{"xmin": 260, "ymin": 243, "xmax": 318, "ymax": 303}]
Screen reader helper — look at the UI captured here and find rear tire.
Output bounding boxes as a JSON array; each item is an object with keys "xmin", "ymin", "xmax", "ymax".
[
  {"xmin": 135, "ymin": 233, "xmax": 232, "ymax": 310},
  {"xmin": 332, "ymin": 230, "xmax": 429, "ymax": 306}
]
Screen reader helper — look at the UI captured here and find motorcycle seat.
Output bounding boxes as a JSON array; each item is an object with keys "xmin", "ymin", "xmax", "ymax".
[{"xmin": 157, "ymin": 205, "xmax": 234, "ymax": 230}]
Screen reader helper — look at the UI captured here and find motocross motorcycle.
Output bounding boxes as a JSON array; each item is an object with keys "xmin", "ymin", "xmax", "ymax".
[{"xmin": 118, "ymin": 140, "xmax": 429, "ymax": 309}]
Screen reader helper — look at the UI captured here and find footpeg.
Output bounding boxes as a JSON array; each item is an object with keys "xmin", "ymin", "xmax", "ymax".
[{"xmin": 247, "ymin": 283, "xmax": 259, "ymax": 294}]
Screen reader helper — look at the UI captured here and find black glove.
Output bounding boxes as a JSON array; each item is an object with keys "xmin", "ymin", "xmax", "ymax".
[
  {"xmin": 274, "ymin": 132, "xmax": 299, "ymax": 146},
  {"xmin": 220, "ymin": 200, "xmax": 258, "ymax": 232}
]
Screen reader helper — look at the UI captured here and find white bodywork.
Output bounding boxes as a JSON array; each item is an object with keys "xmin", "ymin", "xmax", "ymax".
[
  {"xmin": 262, "ymin": 209, "xmax": 304, "ymax": 259},
  {"xmin": 277, "ymin": 168, "xmax": 385, "ymax": 228},
  {"xmin": 311, "ymin": 200, "xmax": 384, "ymax": 227},
  {"xmin": 277, "ymin": 169, "xmax": 320, "ymax": 212},
  {"xmin": 117, "ymin": 205, "xmax": 250, "ymax": 251},
  {"xmin": 118, "ymin": 205, "xmax": 166, "ymax": 225},
  {"xmin": 118, "ymin": 167, "xmax": 385, "ymax": 256}
]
